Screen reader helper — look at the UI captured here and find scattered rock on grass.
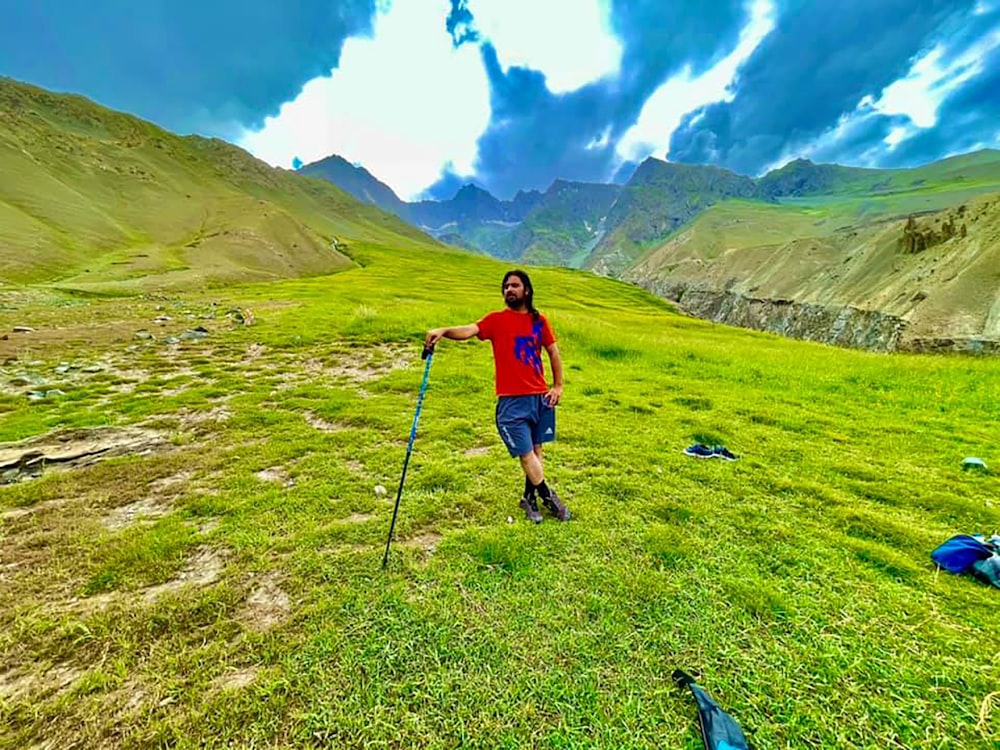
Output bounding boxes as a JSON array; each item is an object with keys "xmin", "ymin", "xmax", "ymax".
[
  {"xmin": 179, "ymin": 327, "xmax": 209, "ymax": 341},
  {"xmin": 227, "ymin": 308, "xmax": 255, "ymax": 326},
  {"xmin": 27, "ymin": 389, "xmax": 65, "ymax": 401},
  {"xmin": 962, "ymin": 457, "xmax": 988, "ymax": 472},
  {"xmin": 10, "ymin": 372, "xmax": 44, "ymax": 387},
  {"xmin": 0, "ymin": 426, "xmax": 168, "ymax": 484}
]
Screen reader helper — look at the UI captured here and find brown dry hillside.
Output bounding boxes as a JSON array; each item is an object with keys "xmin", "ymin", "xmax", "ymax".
[{"xmin": 625, "ymin": 193, "xmax": 1000, "ymax": 352}]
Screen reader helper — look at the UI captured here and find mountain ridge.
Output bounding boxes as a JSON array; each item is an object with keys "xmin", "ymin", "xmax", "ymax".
[{"xmin": 303, "ymin": 147, "xmax": 1000, "ymax": 274}]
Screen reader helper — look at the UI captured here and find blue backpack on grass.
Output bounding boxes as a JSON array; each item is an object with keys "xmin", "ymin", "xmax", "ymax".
[{"xmin": 931, "ymin": 534, "xmax": 1000, "ymax": 588}]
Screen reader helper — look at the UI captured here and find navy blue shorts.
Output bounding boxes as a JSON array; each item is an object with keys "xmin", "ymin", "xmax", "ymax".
[{"xmin": 495, "ymin": 394, "xmax": 556, "ymax": 458}]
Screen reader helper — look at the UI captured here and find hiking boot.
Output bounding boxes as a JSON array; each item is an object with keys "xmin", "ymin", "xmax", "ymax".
[
  {"xmin": 519, "ymin": 495, "xmax": 542, "ymax": 524},
  {"xmin": 541, "ymin": 490, "xmax": 571, "ymax": 521}
]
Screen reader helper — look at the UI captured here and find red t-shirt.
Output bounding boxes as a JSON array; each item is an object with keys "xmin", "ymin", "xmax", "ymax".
[{"xmin": 476, "ymin": 309, "xmax": 556, "ymax": 397}]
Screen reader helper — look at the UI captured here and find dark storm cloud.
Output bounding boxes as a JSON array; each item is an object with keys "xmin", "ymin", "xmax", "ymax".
[
  {"xmin": 424, "ymin": 166, "xmax": 478, "ymax": 201},
  {"xmin": 0, "ymin": 0, "xmax": 376, "ymax": 136},
  {"xmin": 424, "ymin": 44, "xmax": 618, "ymax": 199},
  {"xmin": 669, "ymin": 0, "xmax": 992, "ymax": 174},
  {"xmin": 446, "ymin": 0, "xmax": 480, "ymax": 48},
  {"xmin": 609, "ymin": 0, "xmax": 747, "ymax": 92},
  {"xmin": 435, "ymin": 2, "xmax": 751, "ymax": 198}
]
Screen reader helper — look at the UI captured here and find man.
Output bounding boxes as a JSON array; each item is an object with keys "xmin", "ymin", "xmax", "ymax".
[{"xmin": 425, "ymin": 270, "xmax": 570, "ymax": 523}]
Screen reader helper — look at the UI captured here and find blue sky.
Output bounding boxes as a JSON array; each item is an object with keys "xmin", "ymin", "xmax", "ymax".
[{"xmin": 3, "ymin": 0, "xmax": 998, "ymax": 200}]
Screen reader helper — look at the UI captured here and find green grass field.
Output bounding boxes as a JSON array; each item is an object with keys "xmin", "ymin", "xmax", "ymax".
[{"xmin": 1, "ymin": 240, "xmax": 998, "ymax": 748}]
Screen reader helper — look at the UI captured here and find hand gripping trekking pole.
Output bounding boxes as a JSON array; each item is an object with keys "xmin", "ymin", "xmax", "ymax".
[{"xmin": 382, "ymin": 343, "xmax": 434, "ymax": 569}]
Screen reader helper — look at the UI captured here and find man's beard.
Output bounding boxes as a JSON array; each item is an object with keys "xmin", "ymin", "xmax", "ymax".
[{"xmin": 505, "ymin": 294, "xmax": 524, "ymax": 309}]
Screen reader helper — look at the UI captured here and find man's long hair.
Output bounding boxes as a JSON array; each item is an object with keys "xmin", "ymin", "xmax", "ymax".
[{"xmin": 502, "ymin": 269, "xmax": 540, "ymax": 320}]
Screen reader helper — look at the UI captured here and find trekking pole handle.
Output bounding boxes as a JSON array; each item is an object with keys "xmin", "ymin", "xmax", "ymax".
[{"xmin": 422, "ymin": 343, "xmax": 435, "ymax": 360}]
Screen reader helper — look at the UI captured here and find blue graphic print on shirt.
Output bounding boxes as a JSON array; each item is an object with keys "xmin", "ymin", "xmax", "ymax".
[{"xmin": 514, "ymin": 320, "xmax": 544, "ymax": 375}]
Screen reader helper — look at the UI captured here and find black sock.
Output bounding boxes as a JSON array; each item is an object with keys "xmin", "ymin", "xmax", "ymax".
[
  {"xmin": 534, "ymin": 480, "xmax": 551, "ymax": 501},
  {"xmin": 524, "ymin": 477, "xmax": 535, "ymax": 500}
]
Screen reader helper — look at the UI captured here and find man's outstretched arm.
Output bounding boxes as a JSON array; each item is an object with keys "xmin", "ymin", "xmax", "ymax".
[{"xmin": 426, "ymin": 324, "xmax": 480, "ymax": 349}]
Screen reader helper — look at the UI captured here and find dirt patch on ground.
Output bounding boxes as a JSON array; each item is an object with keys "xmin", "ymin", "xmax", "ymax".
[
  {"xmin": 345, "ymin": 460, "xmax": 364, "ymax": 473},
  {"xmin": 304, "ymin": 412, "xmax": 347, "ymax": 432},
  {"xmin": 0, "ymin": 318, "xmax": 145, "ymax": 365},
  {"xmin": 149, "ymin": 470, "xmax": 193, "ymax": 493},
  {"xmin": 306, "ymin": 343, "xmax": 415, "ymax": 384},
  {"xmin": 240, "ymin": 572, "xmax": 291, "ymax": 631},
  {"xmin": 341, "ymin": 513, "xmax": 373, "ymax": 524},
  {"xmin": 105, "ymin": 366, "xmax": 153, "ymax": 394},
  {"xmin": 195, "ymin": 517, "xmax": 221, "ymax": 534},
  {"xmin": 142, "ymin": 546, "xmax": 227, "ymax": 602},
  {"xmin": 402, "ymin": 531, "xmax": 443, "ymax": 554},
  {"xmin": 0, "ymin": 663, "xmax": 82, "ymax": 701},
  {"xmin": 101, "ymin": 471, "xmax": 193, "ymax": 529},
  {"xmin": 0, "ymin": 561, "xmax": 23, "ymax": 584},
  {"xmin": 64, "ymin": 590, "xmax": 117, "ymax": 615},
  {"xmin": 105, "ymin": 681, "xmax": 147, "ymax": 720},
  {"xmin": 463, "ymin": 446, "xmax": 491, "ymax": 457},
  {"xmin": 103, "ymin": 497, "xmax": 172, "ymax": 530},
  {"xmin": 0, "ymin": 426, "xmax": 168, "ymax": 484},
  {"xmin": 153, "ymin": 367, "xmax": 204, "ymax": 397},
  {"xmin": 255, "ymin": 466, "xmax": 295, "ymax": 487},
  {"xmin": 211, "ymin": 667, "xmax": 259, "ymax": 692},
  {"xmin": 1, "ymin": 498, "xmax": 63, "ymax": 521},
  {"xmin": 178, "ymin": 406, "xmax": 232, "ymax": 429}
]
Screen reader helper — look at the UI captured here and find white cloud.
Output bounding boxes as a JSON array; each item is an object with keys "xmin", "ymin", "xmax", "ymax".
[
  {"xmin": 615, "ymin": 0, "xmax": 776, "ymax": 164},
  {"xmin": 884, "ymin": 126, "xmax": 909, "ymax": 147},
  {"xmin": 469, "ymin": 0, "xmax": 621, "ymax": 93},
  {"xmin": 239, "ymin": 1, "xmax": 490, "ymax": 201},
  {"xmin": 874, "ymin": 31, "xmax": 999, "ymax": 130}
]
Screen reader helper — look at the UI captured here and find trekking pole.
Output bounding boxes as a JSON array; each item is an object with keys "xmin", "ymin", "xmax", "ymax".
[{"xmin": 381, "ymin": 343, "xmax": 435, "ymax": 569}]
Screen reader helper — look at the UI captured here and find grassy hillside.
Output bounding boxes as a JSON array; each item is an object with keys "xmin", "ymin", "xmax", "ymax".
[
  {"xmin": 0, "ymin": 78, "xmax": 442, "ymax": 290},
  {"xmin": 510, "ymin": 180, "xmax": 623, "ymax": 267},
  {"xmin": 1, "ymin": 241, "xmax": 998, "ymax": 747},
  {"xmin": 757, "ymin": 149, "xmax": 1000, "ymax": 200},
  {"xmin": 586, "ymin": 159, "xmax": 758, "ymax": 276}
]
